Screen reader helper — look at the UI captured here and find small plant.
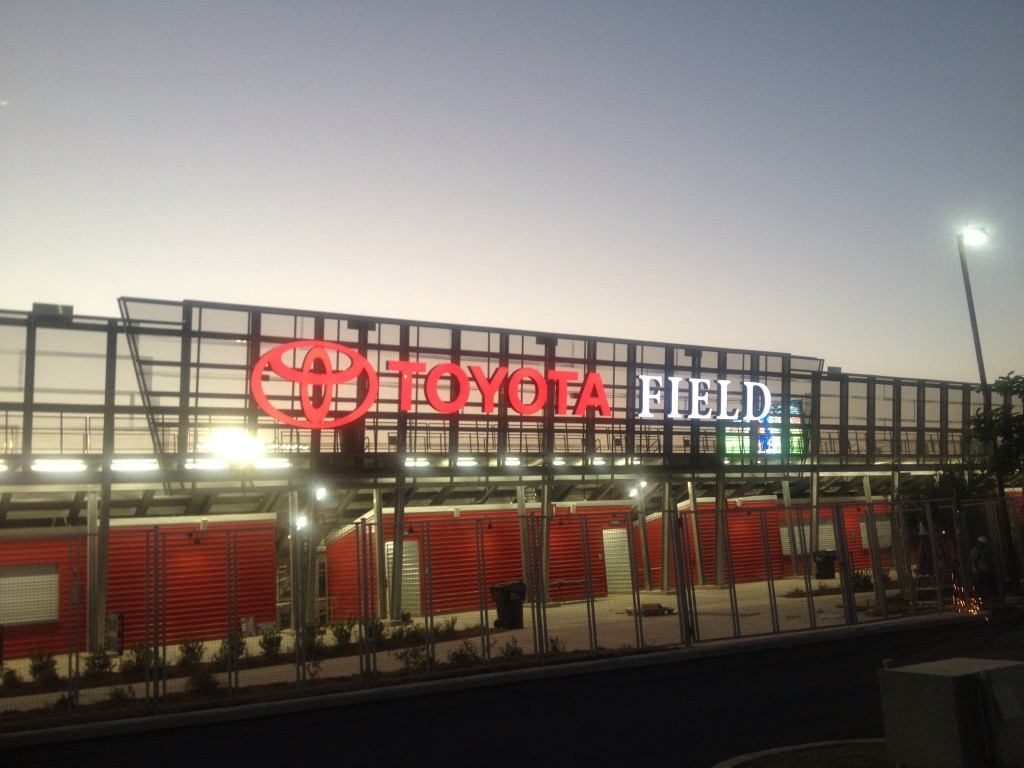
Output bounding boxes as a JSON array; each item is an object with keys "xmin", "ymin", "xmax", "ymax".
[
  {"xmin": 84, "ymin": 648, "xmax": 114, "ymax": 678},
  {"xmin": 259, "ymin": 627, "xmax": 283, "ymax": 662},
  {"xmin": 185, "ymin": 668, "xmax": 220, "ymax": 695},
  {"xmin": 547, "ymin": 636, "xmax": 565, "ymax": 655},
  {"xmin": 55, "ymin": 690, "xmax": 78, "ymax": 710},
  {"xmin": 388, "ymin": 622, "xmax": 426, "ymax": 647},
  {"xmin": 394, "ymin": 645, "xmax": 432, "ymax": 671},
  {"xmin": 437, "ymin": 616, "xmax": 458, "ymax": 638},
  {"xmin": 447, "ymin": 639, "xmax": 482, "ymax": 667},
  {"xmin": 176, "ymin": 638, "xmax": 206, "ymax": 674},
  {"xmin": 29, "ymin": 649, "xmax": 59, "ymax": 686},
  {"xmin": 297, "ymin": 624, "xmax": 326, "ymax": 662},
  {"xmin": 497, "ymin": 636, "xmax": 523, "ymax": 661},
  {"xmin": 119, "ymin": 642, "xmax": 165, "ymax": 679},
  {"xmin": 2, "ymin": 668, "xmax": 24, "ymax": 690},
  {"xmin": 361, "ymin": 617, "xmax": 385, "ymax": 646},
  {"xmin": 851, "ymin": 571, "xmax": 874, "ymax": 591},
  {"xmin": 330, "ymin": 619, "xmax": 354, "ymax": 651},
  {"xmin": 213, "ymin": 634, "xmax": 247, "ymax": 670},
  {"xmin": 108, "ymin": 685, "xmax": 136, "ymax": 702}
]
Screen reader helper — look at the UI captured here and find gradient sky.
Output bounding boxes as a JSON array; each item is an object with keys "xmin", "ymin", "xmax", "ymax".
[{"xmin": 2, "ymin": 1, "xmax": 1022, "ymax": 384}]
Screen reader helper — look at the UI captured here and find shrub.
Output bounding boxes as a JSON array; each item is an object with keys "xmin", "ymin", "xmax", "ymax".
[
  {"xmin": 437, "ymin": 616, "xmax": 458, "ymax": 638},
  {"xmin": 108, "ymin": 685, "xmax": 136, "ymax": 702},
  {"xmin": 547, "ymin": 636, "xmax": 565, "ymax": 655},
  {"xmin": 361, "ymin": 618, "xmax": 385, "ymax": 646},
  {"xmin": 394, "ymin": 645, "xmax": 432, "ymax": 671},
  {"xmin": 29, "ymin": 650, "xmax": 59, "ymax": 686},
  {"xmin": 297, "ymin": 624, "xmax": 326, "ymax": 662},
  {"xmin": 2, "ymin": 668, "xmax": 24, "ymax": 690},
  {"xmin": 212, "ymin": 634, "xmax": 247, "ymax": 670},
  {"xmin": 176, "ymin": 638, "xmax": 206, "ymax": 674},
  {"xmin": 259, "ymin": 627, "xmax": 283, "ymax": 663},
  {"xmin": 84, "ymin": 648, "xmax": 114, "ymax": 678},
  {"xmin": 388, "ymin": 622, "xmax": 426, "ymax": 647},
  {"xmin": 329, "ymin": 619, "xmax": 354, "ymax": 651},
  {"xmin": 447, "ymin": 639, "xmax": 482, "ymax": 667},
  {"xmin": 497, "ymin": 637, "xmax": 523, "ymax": 661},
  {"xmin": 120, "ymin": 642, "xmax": 165, "ymax": 680},
  {"xmin": 185, "ymin": 669, "xmax": 220, "ymax": 695}
]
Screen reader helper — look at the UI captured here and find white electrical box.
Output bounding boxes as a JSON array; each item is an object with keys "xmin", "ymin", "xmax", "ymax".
[{"xmin": 880, "ymin": 657, "xmax": 1024, "ymax": 768}]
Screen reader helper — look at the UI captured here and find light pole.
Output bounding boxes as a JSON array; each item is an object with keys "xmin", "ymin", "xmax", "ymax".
[
  {"xmin": 956, "ymin": 227, "xmax": 991, "ymax": 411},
  {"xmin": 957, "ymin": 227, "xmax": 1016, "ymax": 592}
]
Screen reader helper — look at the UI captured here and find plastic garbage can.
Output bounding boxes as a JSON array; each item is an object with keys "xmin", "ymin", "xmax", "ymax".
[{"xmin": 490, "ymin": 581, "xmax": 526, "ymax": 629}]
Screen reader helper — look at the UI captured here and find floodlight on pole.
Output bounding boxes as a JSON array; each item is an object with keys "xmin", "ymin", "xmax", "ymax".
[{"xmin": 956, "ymin": 227, "xmax": 990, "ymax": 409}]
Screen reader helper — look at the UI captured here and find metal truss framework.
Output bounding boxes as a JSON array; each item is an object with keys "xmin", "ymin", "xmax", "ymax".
[{"xmin": 0, "ymin": 297, "xmax": 1012, "ymax": 529}]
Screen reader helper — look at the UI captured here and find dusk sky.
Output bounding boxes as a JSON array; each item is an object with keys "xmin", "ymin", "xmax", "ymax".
[{"xmin": 2, "ymin": 2, "xmax": 1021, "ymax": 384}]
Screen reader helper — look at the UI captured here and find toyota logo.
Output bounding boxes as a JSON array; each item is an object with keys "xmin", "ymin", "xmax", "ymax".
[{"xmin": 251, "ymin": 341, "xmax": 379, "ymax": 428}]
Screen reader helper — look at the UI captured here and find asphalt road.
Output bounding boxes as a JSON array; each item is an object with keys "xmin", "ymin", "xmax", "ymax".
[{"xmin": 3, "ymin": 611, "xmax": 1024, "ymax": 767}]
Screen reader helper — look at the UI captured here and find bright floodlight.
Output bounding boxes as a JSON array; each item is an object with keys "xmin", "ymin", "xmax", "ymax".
[
  {"xmin": 315, "ymin": 486, "xmax": 327, "ymax": 501},
  {"xmin": 961, "ymin": 227, "xmax": 988, "ymax": 247},
  {"xmin": 205, "ymin": 429, "xmax": 265, "ymax": 463}
]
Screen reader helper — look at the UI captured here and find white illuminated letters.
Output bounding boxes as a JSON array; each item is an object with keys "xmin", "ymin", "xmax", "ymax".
[{"xmin": 636, "ymin": 375, "xmax": 773, "ymax": 421}]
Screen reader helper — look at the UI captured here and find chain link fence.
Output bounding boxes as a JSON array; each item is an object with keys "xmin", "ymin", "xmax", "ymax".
[{"xmin": 1, "ymin": 496, "xmax": 1017, "ymax": 729}]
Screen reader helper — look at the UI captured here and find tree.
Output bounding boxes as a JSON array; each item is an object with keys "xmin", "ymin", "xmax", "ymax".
[{"xmin": 970, "ymin": 372, "xmax": 1024, "ymax": 486}]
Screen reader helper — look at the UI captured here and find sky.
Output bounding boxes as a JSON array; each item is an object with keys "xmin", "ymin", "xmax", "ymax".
[{"xmin": 2, "ymin": 1, "xmax": 1022, "ymax": 384}]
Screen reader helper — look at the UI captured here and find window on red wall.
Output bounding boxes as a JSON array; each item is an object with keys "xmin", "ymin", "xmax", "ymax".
[{"xmin": 0, "ymin": 564, "xmax": 59, "ymax": 624}]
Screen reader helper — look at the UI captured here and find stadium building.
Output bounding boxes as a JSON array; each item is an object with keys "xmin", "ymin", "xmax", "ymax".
[{"xmin": 0, "ymin": 298, "xmax": 1019, "ymax": 670}]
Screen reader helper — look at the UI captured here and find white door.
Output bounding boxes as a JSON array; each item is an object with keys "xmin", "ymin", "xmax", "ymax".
[
  {"xmin": 602, "ymin": 528, "xmax": 633, "ymax": 594},
  {"xmin": 385, "ymin": 539, "xmax": 421, "ymax": 617}
]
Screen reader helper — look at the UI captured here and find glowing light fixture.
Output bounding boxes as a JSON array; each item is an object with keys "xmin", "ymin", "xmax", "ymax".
[
  {"xmin": 456, "ymin": 457, "xmax": 478, "ymax": 467},
  {"xmin": 296, "ymin": 514, "xmax": 309, "ymax": 530},
  {"xmin": 111, "ymin": 458, "xmax": 160, "ymax": 472},
  {"xmin": 961, "ymin": 227, "xmax": 988, "ymax": 247},
  {"xmin": 405, "ymin": 457, "xmax": 430, "ymax": 468},
  {"xmin": 552, "ymin": 457, "xmax": 566, "ymax": 466},
  {"xmin": 315, "ymin": 486, "xmax": 327, "ymax": 501},
  {"xmin": 32, "ymin": 459, "xmax": 87, "ymax": 473},
  {"xmin": 503, "ymin": 456, "xmax": 521, "ymax": 467},
  {"xmin": 204, "ymin": 429, "xmax": 265, "ymax": 464}
]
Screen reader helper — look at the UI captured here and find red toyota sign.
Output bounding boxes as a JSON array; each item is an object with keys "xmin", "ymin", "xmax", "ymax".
[
  {"xmin": 250, "ymin": 341, "xmax": 379, "ymax": 429},
  {"xmin": 251, "ymin": 340, "xmax": 770, "ymax": 429}
]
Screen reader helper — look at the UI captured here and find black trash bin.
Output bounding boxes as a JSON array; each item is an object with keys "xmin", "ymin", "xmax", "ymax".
[
  {"xmin": 813, "ymin": 551, "xmax": 837, "ymax": 579},
  {"xmin": 490, "ymin": 581, "xmax": 526, "ymax": 629}
]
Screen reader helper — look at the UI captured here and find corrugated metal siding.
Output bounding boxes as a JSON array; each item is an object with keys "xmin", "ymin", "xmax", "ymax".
[
  {"xmin": 726, "ymin": 501, "xmax": 786, "ymax": 582},
  {"xmin": 106, "ymin": 521, "xmax": 276, "ymax": 648},
  {"xmin": 0, "ymin": 536, "xmax": 87, "ymax": 659},
  {"xmin": 325, "ymin": 524, "xmax": 370, "ymax": 621},
  {"xmin": 419, "ymin": 518, "xmax": 484, "ymax": 614}
]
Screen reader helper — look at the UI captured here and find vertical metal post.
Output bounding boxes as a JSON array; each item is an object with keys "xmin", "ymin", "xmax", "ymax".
[
  {"xmin": 474, "ymin": 519, "xmax": 491, "ymax": 662},
  {"xmin": 687, "ymin": 481, "xmax": 706, "ymax": 586},
  {"xmin": 372, "ymin": 488, "xmax": 387, "ymax": 620},
  {"xmin": 636, "ymin": 485, "xmax": 652, "ymax": 591},
  {"xmin": 862, "ymin": 476, "xmax": 888, "ymax": 618},
  {"xmin": 667, "ymin": 508, "xmax": 694, "ymax": 647},
  {"xmin": 782, "ymin": 481, "xmax": 799, "ymax": 575},
  {"xmin": 516, "ymin": 485, "xmax": 533, "ymax": 599},
  {"xmin": 580, "ymin": 515, "xmax": 598, "ymax": 652},
  {"xmin": 624, "ymin": 510, "xmax": 644, "ymax": 649},
  {"xmin": 759, "ymin": 508, "xmax": 780, "ymax": 634},
  {"xmin": 661, "ymin": 483, "xmax": 672, "ymax": 591},
  {"xmin": 389, "ymin": 476, "xmax": 406, "ymax": 622}
]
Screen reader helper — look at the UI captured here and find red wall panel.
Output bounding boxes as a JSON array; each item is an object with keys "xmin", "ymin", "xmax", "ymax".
[{"xmin": 0, "ymin": 536, "xmax": 87, "ymax": 660}]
